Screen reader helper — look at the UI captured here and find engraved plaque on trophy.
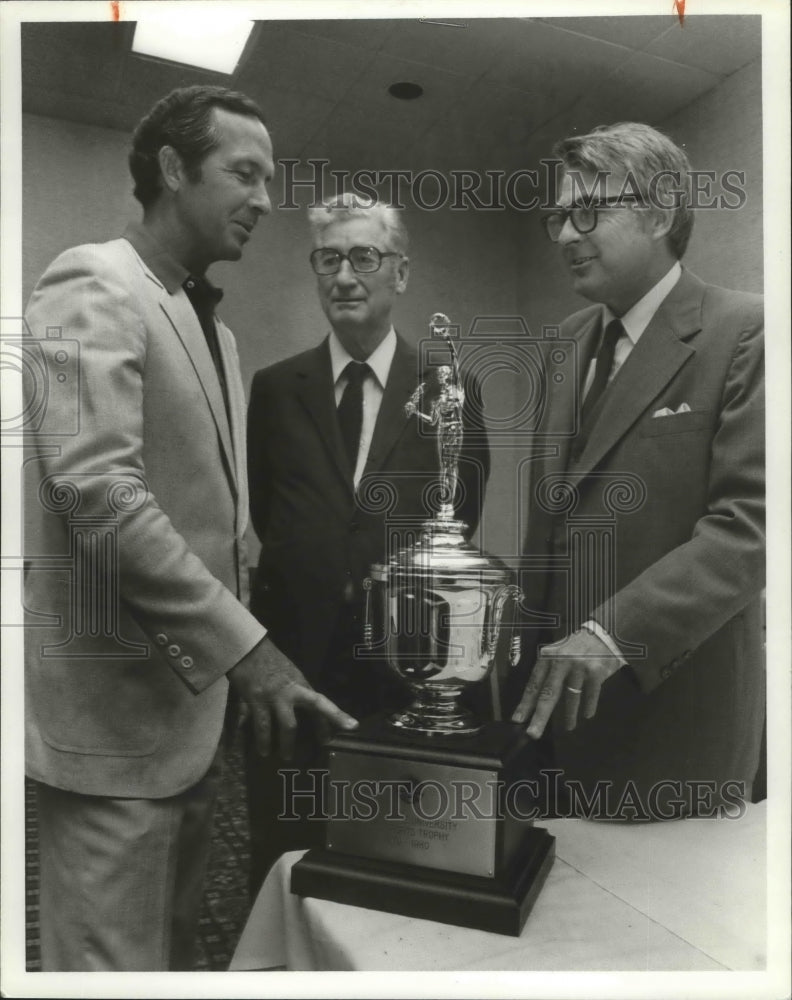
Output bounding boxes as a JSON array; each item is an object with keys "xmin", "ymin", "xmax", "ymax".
[{"xmin": 291, "ymin": 315, "xmax": 554, "ymax": 936}]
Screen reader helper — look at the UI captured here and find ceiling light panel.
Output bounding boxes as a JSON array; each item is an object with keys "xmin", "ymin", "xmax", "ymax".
[{"xmin": 132, "ymin": 14, "xmax": 254, "ymax": 75}]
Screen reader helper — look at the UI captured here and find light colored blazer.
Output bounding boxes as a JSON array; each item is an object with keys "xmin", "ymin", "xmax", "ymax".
[
  {"xmin": 518, "ymin": 269, "xmax": 765, "ymax": 802},
  {"xmin": 24, "ymin": 238, "xmax": 265, "ymax": 798}
]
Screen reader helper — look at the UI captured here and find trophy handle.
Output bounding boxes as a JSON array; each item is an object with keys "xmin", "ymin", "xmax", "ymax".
[
  {"xmin": 509, "ymin": 630, "xmax": 522, "ymax": 668},
  {"xmin": 483, "ymin": 584, "xmax": 522, "ymax": 662},
  {"xmin": 362, "ymin": 577, "xmax": 373, "ymax": 649}
]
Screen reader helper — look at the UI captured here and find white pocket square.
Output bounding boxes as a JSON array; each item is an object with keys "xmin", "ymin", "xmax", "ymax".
[{"xmin": 652, "ymin": 403, "xmax": 691, "ymax": 418}]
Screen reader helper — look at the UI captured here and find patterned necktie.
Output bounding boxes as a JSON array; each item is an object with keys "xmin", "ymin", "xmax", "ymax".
[
  {"xmin": 337, "ymin": 361, "xmax": 370, "ymax": 471},
  {"xmin": 578, "ymin": 318, "xmax": 625, "ymax": 439}
]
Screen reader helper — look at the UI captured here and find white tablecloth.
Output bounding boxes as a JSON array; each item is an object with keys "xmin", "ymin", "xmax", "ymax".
[{"xmin": 230, "ymin": 802, "xmax": 766, "ymax": 972}]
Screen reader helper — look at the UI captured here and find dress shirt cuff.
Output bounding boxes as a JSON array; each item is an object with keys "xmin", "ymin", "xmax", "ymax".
[{"xmin": 581, "ymin": 619, "xmax": 627, "ymax": 664}]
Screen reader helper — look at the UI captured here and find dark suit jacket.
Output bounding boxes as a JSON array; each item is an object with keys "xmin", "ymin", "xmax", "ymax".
[
  {"xmin": 518, "ymin": 269, "xmax": 765, "ymax": 810},
  {"xmin": 247, "ymin": 334, "xmax": 490, "ymax": 686}
]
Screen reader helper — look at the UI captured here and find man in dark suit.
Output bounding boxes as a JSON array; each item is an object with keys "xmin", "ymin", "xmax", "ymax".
[
  {"xmin": 245, "ymin": 194, "xmax": 490, "ymax": 889},
  {"xmin": 23, "ymin": 86, "xmax": 356, "ymax": 970},
  {"xmin": 512, "ymin": 123, "xmax": 764, "ymax": 819}
]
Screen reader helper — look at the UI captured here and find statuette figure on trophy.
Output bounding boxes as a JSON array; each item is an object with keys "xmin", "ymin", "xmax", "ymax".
[{"xmin": 405, "ymin": 313, "xmax": 464, "ymax": 519}]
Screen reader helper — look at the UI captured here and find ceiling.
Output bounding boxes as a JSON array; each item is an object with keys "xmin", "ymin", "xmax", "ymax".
[{"xmin": 21, "ymin": 15, "xmax": 761, "ymax": 173}]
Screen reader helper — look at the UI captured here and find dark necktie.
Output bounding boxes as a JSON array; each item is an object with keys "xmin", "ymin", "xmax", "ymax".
[
  {"xmin": 337, "ymin": 361, "xmax": 370, "ymax": 471},
  {"xmin": 578, "ymin": 317, "xmax": 625, "ymax": 445}
]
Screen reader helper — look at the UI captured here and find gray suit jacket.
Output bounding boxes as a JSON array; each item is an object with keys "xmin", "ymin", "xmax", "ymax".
[
  {"xmin": 518, "ymin": 269, "xmax": 765, "ymax": 808},
  {"xmin": 24, "ymin": 237, "xmax": 265, "ymax": 797}
]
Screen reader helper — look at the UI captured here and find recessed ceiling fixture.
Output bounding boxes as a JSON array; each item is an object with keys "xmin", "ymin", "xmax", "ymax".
[
  {"xmin": 417, "ymin": 19, "xmax": 468, "ymax": 28},
  {"xmin": 388, "ymin": 82, "xmax": 424, "ymax": 100},
  {"xmin": 132, "ymin": 13, "xmax": 254, "ymax": 75}
]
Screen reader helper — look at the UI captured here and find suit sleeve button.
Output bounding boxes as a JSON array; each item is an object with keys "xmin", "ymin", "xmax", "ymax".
[
  {"xmin": 168, "ymin": 644, "xmax": 181, "ymax": 657},
  {"xmin": 156, "ymin": 633, "xmax": 168, "ymax": 645},
  {"xmin": 181, "ymin": 656, "xmax": 194, "ymax": 669}
]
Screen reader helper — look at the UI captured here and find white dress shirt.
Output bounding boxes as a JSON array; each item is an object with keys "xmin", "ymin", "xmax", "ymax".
[
  {"xmin": 582, "ymin": 261, "xmax": 682, "ymax": 398},
  {"xmin": 329, "ymin": 328, "xmax": 397, "ymax": 487}
]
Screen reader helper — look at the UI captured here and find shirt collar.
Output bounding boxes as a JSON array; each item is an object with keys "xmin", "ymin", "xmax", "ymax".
[
  {"xmin": 183, "ymin": 274, "xmax": 224, "ymax": 308},
  {"xmin": 328, "ymin": 328, "xmax": 397, "ymax": 389},
  {"xmin": 603, "ymin": 261, "xmax": 682, "ymax": 345},
  {"xmin": 122, "ymin": 223, "xmax": 223, "ymax": 303}
]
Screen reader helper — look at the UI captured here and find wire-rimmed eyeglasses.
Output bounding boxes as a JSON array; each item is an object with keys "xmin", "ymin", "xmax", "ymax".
[
  {"xmin": 541, "ymin": 196, "xmax": 644, "ymax": 242},
  {"xmin": 310, "ymin": 246, "xmax": 401, "ymax": 275}
]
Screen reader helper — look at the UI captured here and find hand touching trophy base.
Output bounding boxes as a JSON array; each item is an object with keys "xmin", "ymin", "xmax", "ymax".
[{"xmin": 291, "ymin": 315, "xmax": 554, "ymax": 936}]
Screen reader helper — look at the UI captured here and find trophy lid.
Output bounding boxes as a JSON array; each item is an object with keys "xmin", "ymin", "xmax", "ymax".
[{"xmin": 371, "ymin": 517, "xmax": 512, "ymax": 586}]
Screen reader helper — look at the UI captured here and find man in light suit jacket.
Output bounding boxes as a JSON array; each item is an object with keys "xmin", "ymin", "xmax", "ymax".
[
  {"xmin": 24, "ymin": 86, "xmax": 356, "ymax": 971},
  {"xmin": 511, "ymin": 123, "xmax": 764, "ymax": 819},
  {"xmin": 245, "ymin": 194, "xmax": 490, "ymax": 890}
]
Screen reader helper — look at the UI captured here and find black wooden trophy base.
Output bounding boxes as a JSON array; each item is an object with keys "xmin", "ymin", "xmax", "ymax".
[
  {"xmin": 292, "ymin": 825, "xmax": 554, "ymax": 937},
  {"xmin": 291, "ymin": 716, "xmax": 555, "ymax": 936}
]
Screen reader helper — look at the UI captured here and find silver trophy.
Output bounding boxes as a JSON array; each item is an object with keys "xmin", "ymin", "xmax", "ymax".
[
  {"xmin": 364, "ymin": 313, "xmax": 522, "ymax": 735},
  {"xmin": 293, "ymin": 314, "xmax": 554, "ymax": 936}
]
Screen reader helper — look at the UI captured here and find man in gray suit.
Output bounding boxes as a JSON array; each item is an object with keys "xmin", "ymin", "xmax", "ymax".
[
  {"xmin": 24, "ymin": 85, "xmax": 356, "ymax": 971},
  {"xmin": 512, "ymin": 123, "xmax": 764, "ymax": 819}
]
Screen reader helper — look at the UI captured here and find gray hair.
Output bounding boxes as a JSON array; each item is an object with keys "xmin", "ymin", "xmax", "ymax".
[
  {"xmin": 552, "ymin": 122, "xmax": 694, "ymax": 259},
  {"xmin": 307, "ymin": 193, "xmax": 409, "ymax": 254}
]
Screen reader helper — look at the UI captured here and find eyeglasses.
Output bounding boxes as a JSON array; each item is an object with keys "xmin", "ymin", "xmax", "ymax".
[
  {"xmin": 310, "ymin": 246, "xmax": 401, "ymax": 275},
  {"xmin": 541, "ymin": 196, "xmax": 644, "ymax": 242}
]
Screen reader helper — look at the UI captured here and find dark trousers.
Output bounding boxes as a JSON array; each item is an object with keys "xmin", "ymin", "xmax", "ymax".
[{"xmin": 243, "ymin": 612, "xmax": 410, "ymax": 898}]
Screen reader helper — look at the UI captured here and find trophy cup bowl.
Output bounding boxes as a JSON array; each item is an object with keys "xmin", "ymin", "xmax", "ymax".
[{"xmin": 365, "ymin": 520, "xmax": 522, "ymax": 735}]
